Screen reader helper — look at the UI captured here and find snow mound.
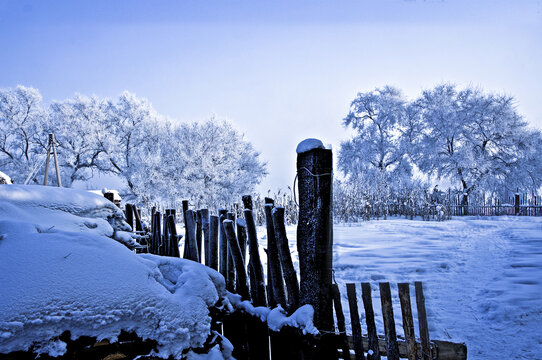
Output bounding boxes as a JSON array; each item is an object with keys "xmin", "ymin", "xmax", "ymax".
[
  {"xmin": 0, "ymin": 184, "xmax": 130, "ymax": 237},
  {"xmin": 0, "ymin": 185, "xmax": 228, "ymax": 358},
  {"xmin": 296, "ymin": 138, "xmax": 325, "ymax": 154}
]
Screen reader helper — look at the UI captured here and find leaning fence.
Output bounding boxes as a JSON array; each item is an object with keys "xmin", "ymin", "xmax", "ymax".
[{"xmin": 118, "ymin": 144, "xmax": 467, "ymax": 360}]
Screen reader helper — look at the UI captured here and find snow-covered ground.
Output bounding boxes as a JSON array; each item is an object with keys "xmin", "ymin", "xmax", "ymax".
[
  {"xmin": 0, "ymin": 185, "xmax": 231, "ymax": 359},
  {"xmin": 260, "ymin": 217, "xmax": 542, "ymax": 360}
]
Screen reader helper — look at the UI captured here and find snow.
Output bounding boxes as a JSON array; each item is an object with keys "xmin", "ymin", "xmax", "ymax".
[
  {"xmin": 257, "ymin": 217, "xmax": 542, "ymax": 360},
  {"xmin": 296, "ymin": 138, "xmax": 325, "ymax": 154},
  {"xmin": 0, "ymin": 184, "xmax": 229, "ymax": 359},
  {"xmin": 226, "ymin": 293, "xmax": 318, "ymax": 335}
]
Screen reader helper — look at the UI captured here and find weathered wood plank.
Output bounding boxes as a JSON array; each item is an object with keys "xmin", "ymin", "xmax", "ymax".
[
  {"xmin": 415, "ymin": 281, "xmax": 432, "ymax": 360},
  {"xmin": 346, "ymin": 283, "xmax": 365, "ymax": 360},
  {"xmin": 361, "ymin": 283, "xmax": 380, "ymax": 360},
  {"xmin": 398, "ymin": 283, "xmax": 417, "ymax": 360},
  {"xmin": 332, "ymin": 284, "xmax": 351, "ymax": 360},
  {"xmin": 379, "ymin": 282, "xmax": 400, "ymax": 360}
]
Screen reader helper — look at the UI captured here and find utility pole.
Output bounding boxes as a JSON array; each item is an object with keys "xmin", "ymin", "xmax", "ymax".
[{"xmin": 43, "ymin": 133, "xmax": 62, "ymax": 187}]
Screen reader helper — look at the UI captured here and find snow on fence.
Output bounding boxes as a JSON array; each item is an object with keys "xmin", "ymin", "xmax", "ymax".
[{"xmin": 116, "ymin": 142, "xmax": 467, "ymax": 360}]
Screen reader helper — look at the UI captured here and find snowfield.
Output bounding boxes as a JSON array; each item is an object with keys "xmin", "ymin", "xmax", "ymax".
[
  {"xmin": 0, "ymin": 185, "xmax": 230, "ymax": 359},
  {"xmin": 260, "ymin": 217, "xmax": 542, "ymax": 360}
]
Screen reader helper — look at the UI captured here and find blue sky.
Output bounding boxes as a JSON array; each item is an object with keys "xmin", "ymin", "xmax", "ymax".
[{"xmin": 1, "ymin": 0, "xmax": 541, "ymax": 192}]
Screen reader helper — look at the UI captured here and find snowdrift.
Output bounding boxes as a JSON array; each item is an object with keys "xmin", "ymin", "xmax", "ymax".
[{"xmin": 0, "ymin": 185, "xmax": 228, "ymax": 359}]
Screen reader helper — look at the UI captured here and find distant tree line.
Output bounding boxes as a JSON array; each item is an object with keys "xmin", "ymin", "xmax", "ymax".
[
  {"xmin": 0, "ymin": 86, "xmax": 267, "ymax": 208},
  {"xmin": 338, "ymin": 84, "xmax": 542, "ymax": 208}
]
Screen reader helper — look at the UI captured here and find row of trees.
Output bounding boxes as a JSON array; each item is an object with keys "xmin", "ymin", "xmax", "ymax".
[
  {"xmin": 339, "ymin": 84, "xmax": 542, "ymax": 204},
  {"xmin": 0, "ymin": 86, "xmax": 267, "ymax": 208}
]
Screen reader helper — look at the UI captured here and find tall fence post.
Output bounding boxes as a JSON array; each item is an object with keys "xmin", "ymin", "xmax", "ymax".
[{"xmin": 296, "ymin": 138, "xmax": 335, "ymax": 360}]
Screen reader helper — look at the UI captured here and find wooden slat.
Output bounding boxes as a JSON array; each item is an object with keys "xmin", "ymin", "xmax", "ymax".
[
  {"xmin": 361, "ymin": 283, "xmax": 380, "ymax": 360},
  {"xmin": 415, "ymin": 281, "xmax": 431, "ymax": 360},
  {"xmin": 332, "ymin": 284, "xmax": 351, "ymax": 360},
  {"xmin": 398, "ymin": 283, "xmax": 417, "ymax": 360},
  {"xmin": 379, "ymin": 283, "xmax": 400, "ymax": 360},
  {"xmin": 346, "ymin": 283, "xmax": 365, "ymax": 360}
]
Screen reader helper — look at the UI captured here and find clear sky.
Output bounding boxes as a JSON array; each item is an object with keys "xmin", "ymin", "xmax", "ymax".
[{"xmin": 1, "ymin": 0, "xmax": 541, "ymax": 193}]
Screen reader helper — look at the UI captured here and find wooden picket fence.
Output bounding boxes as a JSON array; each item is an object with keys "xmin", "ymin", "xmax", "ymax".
[{"xmin": 119, "ymin": 146, "xmax": 467, "ymax": 360}]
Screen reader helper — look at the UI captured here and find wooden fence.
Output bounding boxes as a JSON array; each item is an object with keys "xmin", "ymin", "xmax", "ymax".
[{"xmin": 120, "ymin": 144, "xmax": 467, "ymax": 360}]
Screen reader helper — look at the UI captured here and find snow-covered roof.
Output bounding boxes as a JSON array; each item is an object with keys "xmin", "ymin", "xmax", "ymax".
[
  {"xmin": 88, "ymin": 188, "xmax": 122, "ymax": 202},
  {"xmin": 0, "ymin": 185, "xmax": 228, "ymax": 358},
  {"xmin": 0, "ymin": 171, "xmax": 12, "ymax": 184}
]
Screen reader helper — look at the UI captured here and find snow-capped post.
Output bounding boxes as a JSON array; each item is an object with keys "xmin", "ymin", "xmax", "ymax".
[
  {"xmin": 209, "ymin": 215, "xmax": 219, "ymax": 270},
  {"xmin": 515, "ymin": 192, "xmax": 520, "ymax": 215},
  {"xmin": 296, "ymin": 139, "xmax": 334, "ymax": 344},
  {"xmin": 264, "ymin": 202, "xmax": 287, "ymax": 308},
  {"xmin": 223, "ymin": 220, "xmax": 249, "ymax": 299},
  {"xmin": 244, "ymin": 209, "xmax": 267, "ymax": 307},
  {"xmin": 379, "ymin": 282, "xmax": 400, "ymax": 360},
  {"xmin": 201, "ymin": 209, "xmax": 210, "ymax": 265},
  {"xmin": 272, "ymin": 206, "xmax": 300, "ymax": 313}
]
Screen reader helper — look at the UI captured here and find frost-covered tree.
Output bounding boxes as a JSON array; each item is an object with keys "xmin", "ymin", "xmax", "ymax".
[
  {"xmin": 169, "ymin": 119, "xmax": 267, "ymax": 209},
  {"xmin": 0, "ymin": 86, "xmax": 47, "ymax": 183},
  {"xmin": 415, "ymin": 84, "xmax": 542, "ymax": 199},
  {"xmin": 339, "ymin": 86, "xmax": 413, "ymax": 194},
  {"xmin": 47, "ymin": 95, "xmax": 110, "ymax": 186}
]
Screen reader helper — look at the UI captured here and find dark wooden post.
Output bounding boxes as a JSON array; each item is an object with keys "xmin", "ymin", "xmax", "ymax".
[
  {"xmin": 361, "ymin": 283, "xmax": 380, "ymax": 360},
  {"xmin": 224, "ymin": 220, "xmax": 249, "ymax": 299},
  {"xmin": 398, "ymin": 283, "xmax": 417, "ymax": 360},
  {"xmin": 184, "ymin": 209, "xmax": 199, "ymax": 262},
  {"xmin": 332, "ymin": 284, "xmax": 351, "ymax": 360},
  {"xmin": 219, "ymin": 209, "xmax": 229, "ymax": 287},
  {"xmin": 201, "ymin": 209, "xmax": 210, "ymax": 266},
  {"xmin": 296, "ymin": 139, "xmax": 334, "ymax": 360},
  {"xmin": 296, "ymin": 141, "xmax": 333, "ymax": 323},
  {"xmin": 167, "ymin": 215, "xmax": 180, "ymax": 258},
  {"xmin": 379, "ymin": 283, "xmax": 400, "ymax": 360},
  {"xmin": 236, "ymin": 218, "xmax": 248, "ymax": 262},
  {"xmin": 182, "ymin": 200, "xmax": 189, "ymax": 258},
  {"xmin": 242, "ymin": 195, "xmax": 253, "ymax": 210},
  {"xmin": 209, "ymin": 215, "xmax": 219, "ymax": 271},
  {"xmin": 346, "ymin": 283, "xmax": 365, "ymax": 360},
  {"xmin": 196, "ymin": 210, "xmax": 203, "ymax": 263},
  {"xmin": 131, "ymin": 204, "xmax": 143, "ymax": 232},
  {"xmin": 272, "ymin": 206, "xmax": 299, "ymax": 312},
  {"xmin": 125, "ymin": 204, "xmax": 134, "ymax": 231},
  {"xmin": 227, "ymin": 212, "xmax": 236, "ymax": 292},
  {"xmin": 415, "ymin": 282, "xmax": 432, "ymax": 360},
  {"xmin": 515, "ymin": 193, "xmax": 520, "ymax": 215},
  {"xmin": 264, "ymin": 203, "xmax": 286, "ymax": 308},
  {"xmin": 244, "ymin": 209, "xmax": 267, "ymax": 307}
]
